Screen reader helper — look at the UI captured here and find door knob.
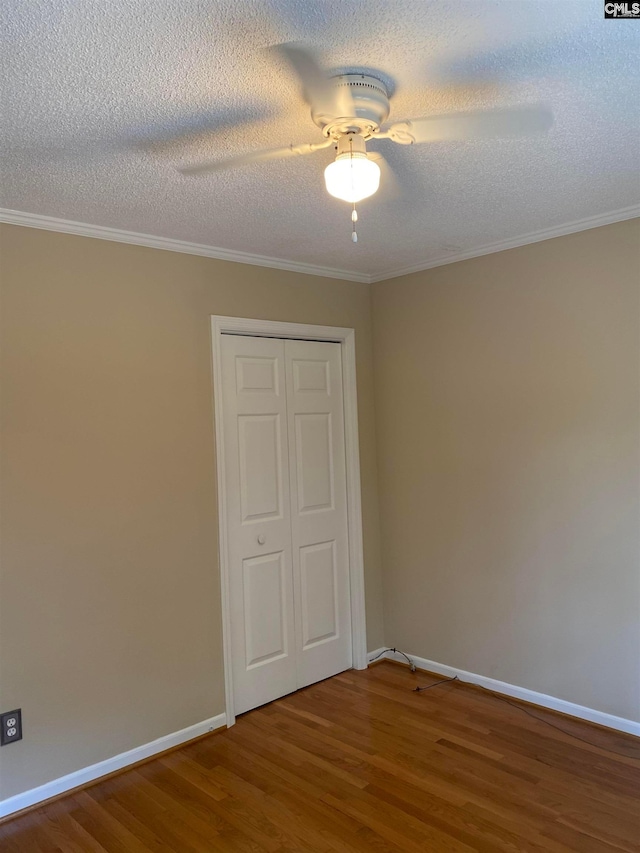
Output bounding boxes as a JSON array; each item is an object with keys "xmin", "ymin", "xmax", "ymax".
[{"xmin": 257, "ymin": 534, "xmax": 266, "ymax": 545}]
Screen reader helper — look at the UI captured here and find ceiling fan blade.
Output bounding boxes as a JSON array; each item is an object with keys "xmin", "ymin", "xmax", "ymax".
[
  {"xmin": 274, "ymin": 42, "xmax": 354, "ymax": 118},
  {"xmin": 136, "ymin": 107, "xmax": 275, "ymax": 156},
  {"xmin": 386, "ymin": 105, "xmax": 553, "ymax": 145},
  {"xmin": 367, "ymin": 151, "xmax": 401, "ymax": 201},
  {"xmin": 179, "ymin": 139, "xmax": 332, "ymax": 176}
]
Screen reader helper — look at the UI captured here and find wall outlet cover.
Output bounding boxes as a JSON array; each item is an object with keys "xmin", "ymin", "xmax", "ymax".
[{"xmin": 1, "ymin": 709, "xmax": 22, "ymax": 745}]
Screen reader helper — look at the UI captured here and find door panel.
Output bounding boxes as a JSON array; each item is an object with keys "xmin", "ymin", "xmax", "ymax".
[
  {"xmin": 221, "ymin": 334, "xmax": 352, "ymax": 714},
  {"xmin": 238, "ymin": 415, "xmax": 283, "ymax": 521},
  {"xmin": 285, "ymin": 340, "xmax": 352, "ymax": 689},
  {"xmin": 235, "ymin": 356, "xmax": 279, "ymax": 393},
  {"xmin": 242, "ymin": 551, "xmax": 288, "ymax": 667},
  {"xmin": 293, "ymin": 359, "xmax": 330, "ymax": 393},
  {"xmin": 221, "ymin": 335, "xmax": 296, "ymax": 715},
  {"xmin": 300, "ymin": 540, "xmax": 339, "ymax": 648},
  {"xmin": 294, "ymin": 413, "xmax": 334, "ymax": 512}
]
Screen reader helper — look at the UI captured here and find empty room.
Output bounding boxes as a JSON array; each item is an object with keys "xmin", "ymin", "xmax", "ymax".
[{"xmin": 1, "ymin": 1, "xmax": 639, "ymax": 850}]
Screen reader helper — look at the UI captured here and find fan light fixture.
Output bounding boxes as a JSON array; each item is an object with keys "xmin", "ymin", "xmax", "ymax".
[
  {"xmin": 179, "ymin": 45, "xmax": 554, "ymax": 243},
  {"xmin": 324, "ymin": 134, "xmax": 380, "ymax": 203}
]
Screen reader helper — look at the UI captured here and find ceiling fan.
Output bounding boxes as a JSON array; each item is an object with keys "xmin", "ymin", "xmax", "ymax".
[{"xmin": 179, "ymin": 44, "xmax": 553, "ymax": 239}]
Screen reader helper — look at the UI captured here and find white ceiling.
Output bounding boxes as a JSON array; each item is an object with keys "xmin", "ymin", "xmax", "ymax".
[{"xmin": 2, "ymin": 0, "xmax": 639, "ymax": 280}]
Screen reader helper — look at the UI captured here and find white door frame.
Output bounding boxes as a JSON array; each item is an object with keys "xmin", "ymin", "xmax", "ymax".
[{"xmin": 210, "ymin": 315, "xmax": 368, "ymax": 726}]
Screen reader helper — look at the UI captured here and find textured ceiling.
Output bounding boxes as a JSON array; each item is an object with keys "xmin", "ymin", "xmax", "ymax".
[{"xmin": 2, "ymin": 0, "xmax": 639, "ymax": 278}]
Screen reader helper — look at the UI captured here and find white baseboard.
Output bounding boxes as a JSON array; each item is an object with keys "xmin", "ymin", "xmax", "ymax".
[
  {"xmin": 4, "ymin": 651, "xmax": 637, "ymax": 821},
  {"xmin": 368, "ymin": 649, "xmax": 640, "ymax": 738},
  {"xmin": 0, "ymin": 712, "xmax": 227, "ymax": 820}
]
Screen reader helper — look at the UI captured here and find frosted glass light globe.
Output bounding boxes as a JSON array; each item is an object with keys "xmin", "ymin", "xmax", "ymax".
[{"xmin": 324, "ymin": 153, "xmax": 381, "ymax": 203}]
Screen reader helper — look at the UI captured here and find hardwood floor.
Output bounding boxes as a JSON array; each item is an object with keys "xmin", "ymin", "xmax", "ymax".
[{"xmin": 2, "ymin": 662, "xmax": 639, "ymax": 852}]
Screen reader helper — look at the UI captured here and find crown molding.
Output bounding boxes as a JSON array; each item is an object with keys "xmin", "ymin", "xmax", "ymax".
[
  {"xmin": 0, "ymin": 208, "xmax": 370, "ymax": 284},
  {"xmin": 368, "ymin": 204, "xmax": 640, "ymax": 282},
  {"xmin": 1, "ymin": 204, "xmax": 638, "ymax": 286}
]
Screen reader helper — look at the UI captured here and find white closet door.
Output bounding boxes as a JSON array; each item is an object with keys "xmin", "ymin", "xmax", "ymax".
[
  {"xmin": 285, "ymin": 340, "xmax": 352, "ymax": 688},
  {"xmin": 220, "ymin": 334, "xmax": 296, "ymax": 715}
]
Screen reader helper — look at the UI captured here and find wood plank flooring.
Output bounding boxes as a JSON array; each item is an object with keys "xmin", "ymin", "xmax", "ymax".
[{"xmin": 2, "ymin": 662, "xmax": 639, "ymax": 852}]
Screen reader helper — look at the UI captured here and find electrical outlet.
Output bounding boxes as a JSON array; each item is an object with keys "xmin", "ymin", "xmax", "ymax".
[{"xmin": 1, "ymin": 709, "xmax": 22, "ymax": 745}]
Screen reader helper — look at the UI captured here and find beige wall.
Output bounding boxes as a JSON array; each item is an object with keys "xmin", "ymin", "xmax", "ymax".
[
  {"xmin": 0, "ymin": 224, "xmax": 385, "ymax": 800},
  {"xmin": 2, "ymin": 217, "xmax": 638, "ymax": 805},
  {"xmin": 371, "ymin": 219, "xmax": 640, "ymax": 721}
]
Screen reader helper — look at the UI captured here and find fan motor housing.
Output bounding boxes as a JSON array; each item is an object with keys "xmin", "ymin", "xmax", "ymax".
[{"xmin": 313, "ymin": 73, "xmax": 390, "ymax": 139}]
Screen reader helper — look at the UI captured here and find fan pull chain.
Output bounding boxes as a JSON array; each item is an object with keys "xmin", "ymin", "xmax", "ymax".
[{"xmin": 348, "ymin": 136, "xmax": 358, "ymax": 242}]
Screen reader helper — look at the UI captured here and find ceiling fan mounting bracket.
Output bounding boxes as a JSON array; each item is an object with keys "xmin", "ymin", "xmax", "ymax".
[
  {"xmin": 322, "ymin": 119, "xmax": 379, "ymax": 141},
  {"xmin": 311, "ymin": 73, "xmax": 390, "ymax": 138}
]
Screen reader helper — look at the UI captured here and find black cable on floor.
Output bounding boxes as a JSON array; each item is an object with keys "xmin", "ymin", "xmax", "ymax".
[
  {"xmin": 413, "ymin": 674, "xmax": 639, "ymax": 760},
  {"xmin": 369, "ymin": 647, "xmax": 416, "ymax": 670},
  {"xmin": 414, "ymin": 676, "xmax": 459, "ymax": 692}
]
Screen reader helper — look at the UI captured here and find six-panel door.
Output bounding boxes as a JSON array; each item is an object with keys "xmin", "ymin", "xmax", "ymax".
[
  {"xmin": 221, "ymin": 335, "xmax": 297, "ymax": 715},
  {"xmin": 285, "ymin": 340, "xmax": 352, "ymax": 689},
  {"xmin": 220, "ymin": 334, "xmax": 351, "ymax": 715}
]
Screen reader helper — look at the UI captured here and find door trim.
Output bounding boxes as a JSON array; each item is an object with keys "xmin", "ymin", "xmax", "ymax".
[{"xmin": 210, "ymin": 316, "xmax": 368, "ymax": 726}]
